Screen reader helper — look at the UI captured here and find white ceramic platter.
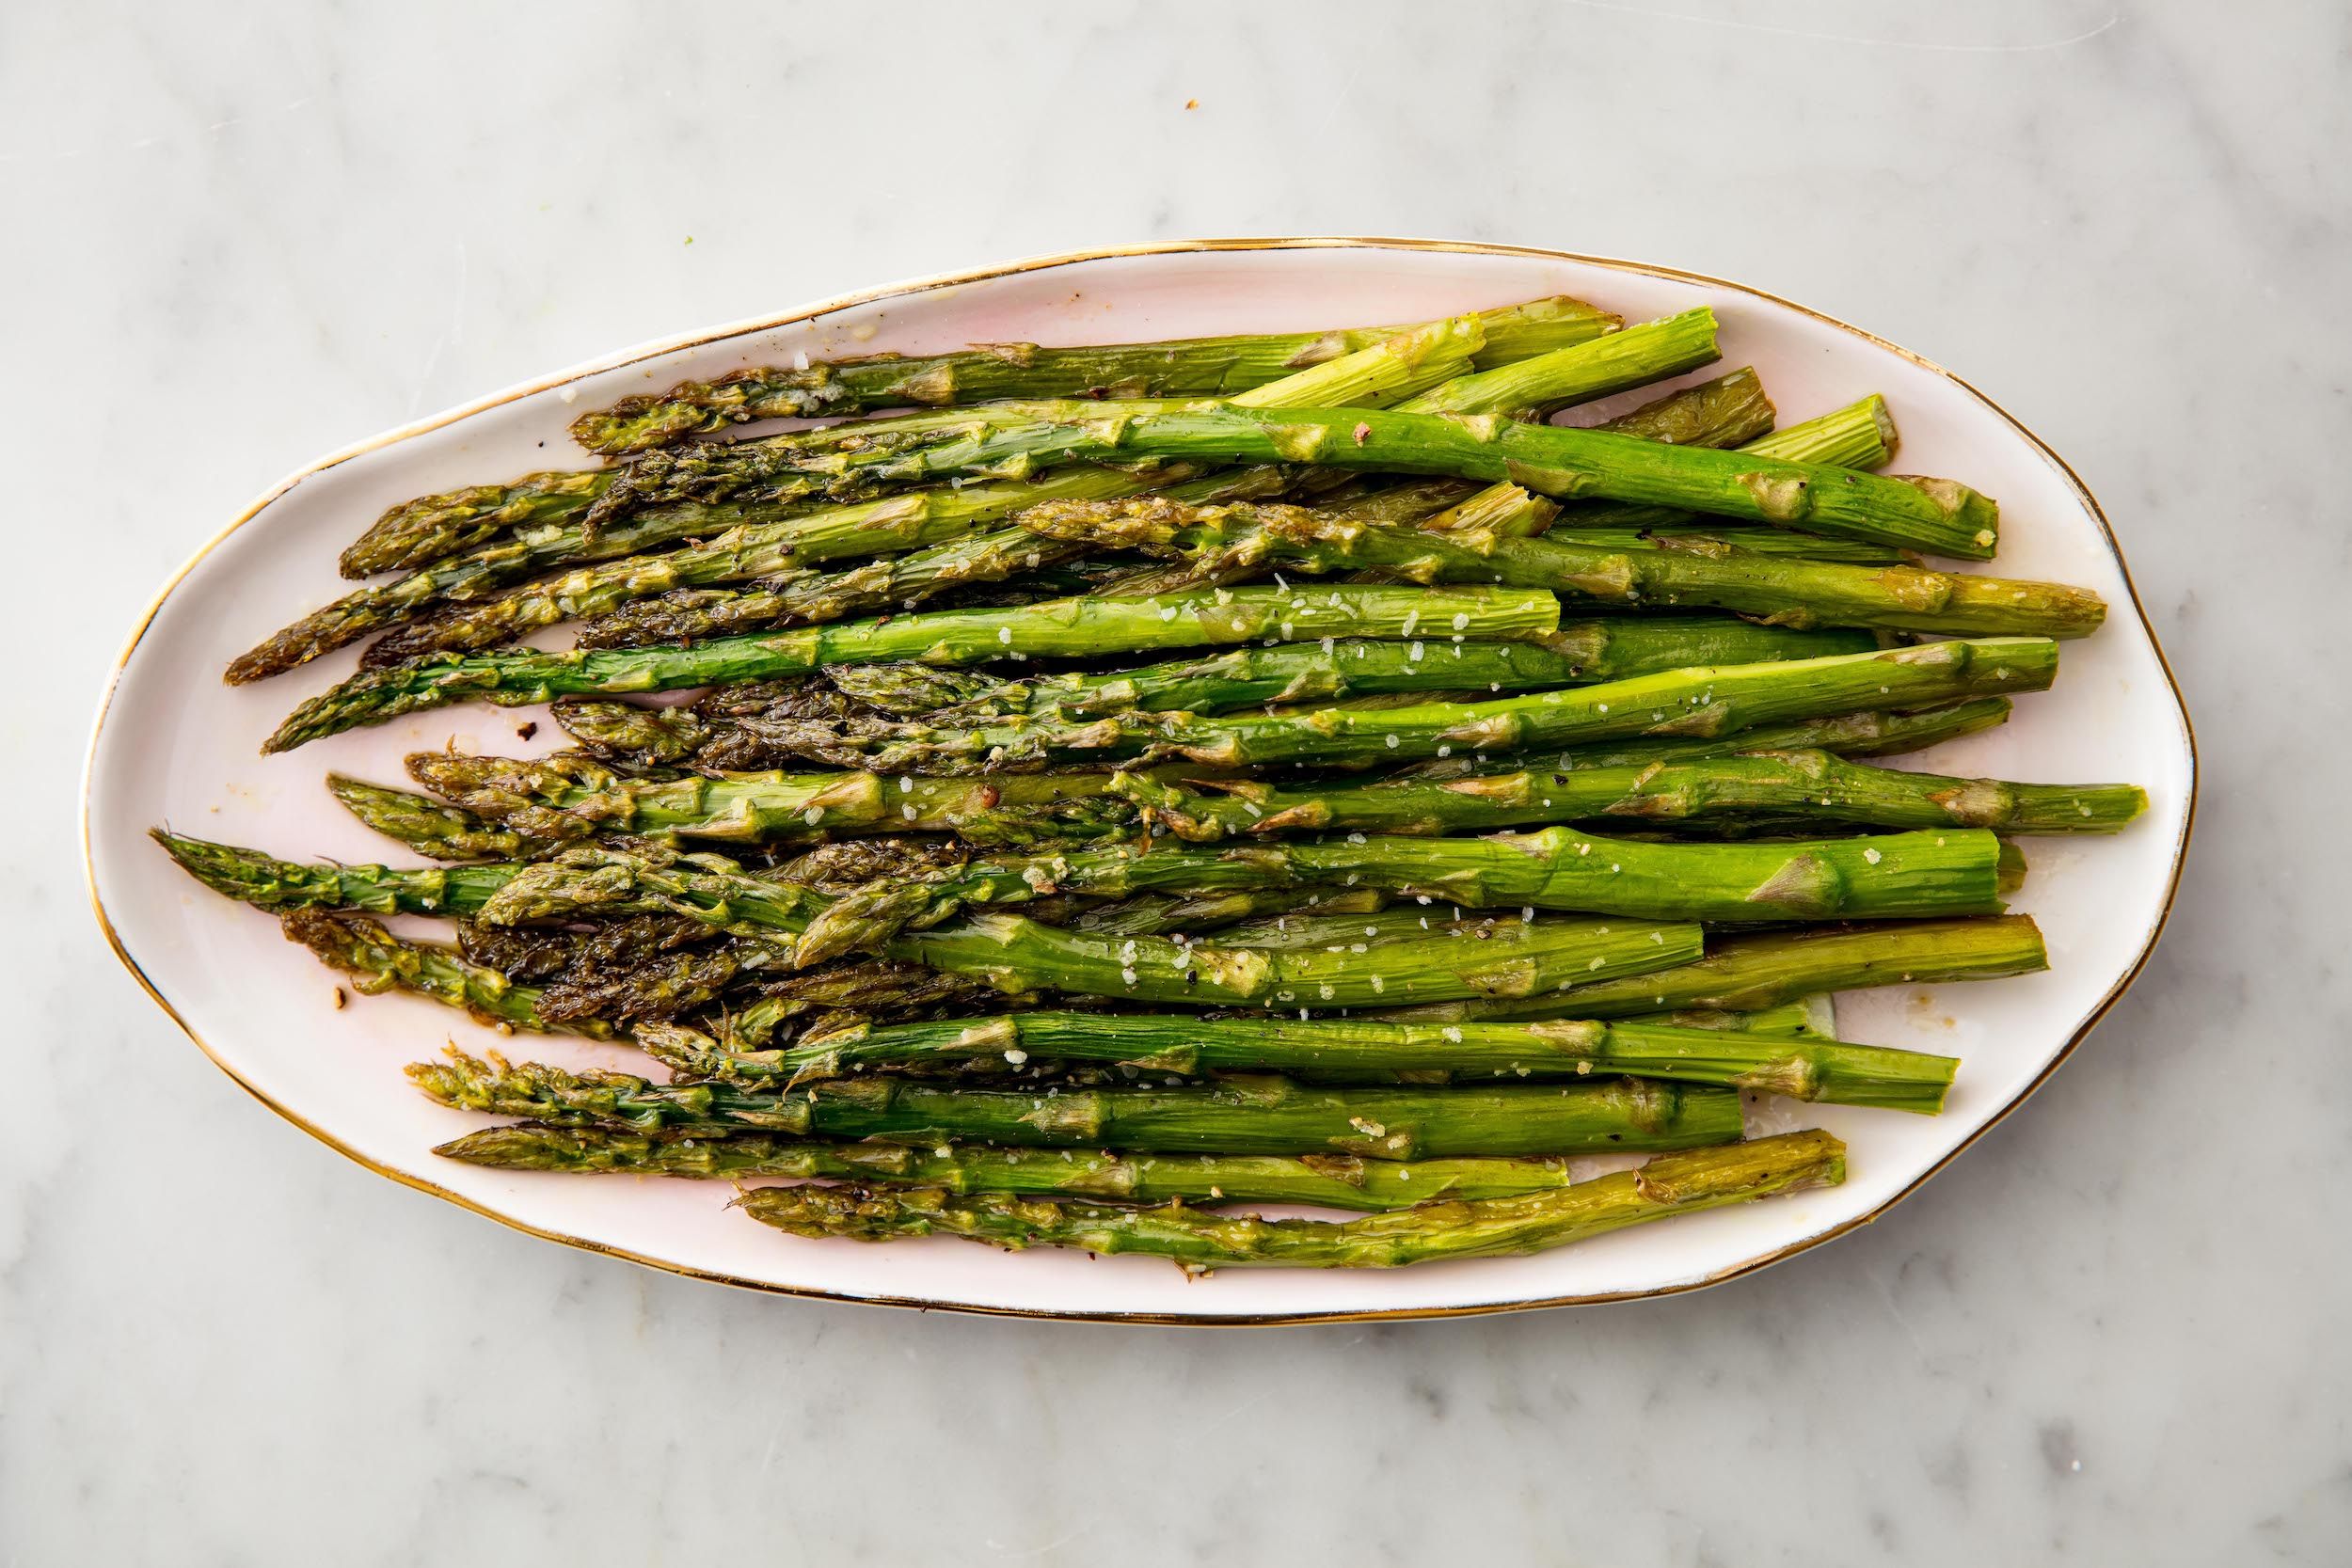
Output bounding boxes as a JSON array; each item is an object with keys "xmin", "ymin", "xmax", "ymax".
[{"xmin": 84, "ymin": 240, "xmax": 2195, "ymax": 1323}]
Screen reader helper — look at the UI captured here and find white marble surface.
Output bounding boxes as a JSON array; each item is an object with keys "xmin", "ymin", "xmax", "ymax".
[{"xmin": 4, "ymin": 1, "xmax": 2345, "ymax": 1560}]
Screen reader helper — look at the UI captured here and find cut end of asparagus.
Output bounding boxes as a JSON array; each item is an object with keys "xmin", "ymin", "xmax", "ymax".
[
  {"xmin": 1862, "ymin": 394, "xmax": 1899, "ymax": 466},
  {"xmin": 734, "ymin": 1129, "xmax": 1849, "ymax": 1270}
]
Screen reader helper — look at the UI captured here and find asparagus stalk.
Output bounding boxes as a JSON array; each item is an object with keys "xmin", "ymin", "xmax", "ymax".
[
  {"xmin": 723, "ymin": 398, "xmax": 2000, "ymax": 557},
  {"xmin": 1377, "ymin": 915, "xmax": 2049, "ymax": 1022},
  {"xmin": 151, "ymin": 831, "xmax": 1708, "ymax": 1009},
  {"xmin": 263, "ymin": 583, "xmax": 1562, "ymax": 752},
  {"xmin": 291, "ymin": 895, "xmax": 796, "ymax": 1031},
  {"xmin": 1013, "ymin": 498, "xmax": 2099, "ymax": 638},
  {"xmin": 568, "ymin": 294, "xmax": 1621, "ymax": 455},
  {"xmin": 1570, "ymin": 366, "xmax": 1782, "ymax": 450},
  {"xmin": 278, "ymin": 910, "xmax": 604, "ymax": 1035},
  {"xmin": 722, "ymin": 823, "xmax": 2017, "ymax": 930},
  {"xmin": 327, "ymin": 773, "xmax": 552, "ymax": 861},
  {"xmin": 408, "ymin": 1049, "xmax": 1741, "ymax": 1157},
  {"xmin": 1629, "ymin": 997, "xmax": 1838, "ymax": 1038},
  {"xmin": 736, "ymin": 1129, "xmax": 1848, "ymax": 1271},
  {"xmin": 650, "ymin": 1010, "xmax": 1957, "ymax": 1112},
  {"xmin": 1065, "ymin": 887, "xmax": 1376, "ymax": 941},
  {"xmin": 884, "ymin": 623, "xmax": 1881, "ymax": 717},
  {"xmin": 274, "ymin": 868, "xmax": 1022, "ymax": 1038},
  {"xmin": 1117, "ymin": 749, "xmax": 2148, "ymax": 841},
  {"xmin": 341, "ymin": 469, "xmax": 613, "ymax": 580},
  {"xmin": 404, "ymin": 752, "xmax": 1149, "ymax": 850},
  {"xmin": 1206, "ymin": 905, "xmax": 1630, "ymax": 951},
  {"xmin": 547, "ymin": 622, "xmax": 1871, "ymax": 777},
  {"xmin": 556, "ymin": 687, "xmax": 2010, "ymax": 784},
  {"xmin": 696, "ymin": 639, "xmax": 2059, "ymax": 775},
  {"xmin": 1464, "ymin": 698, "xmax": 2016, "ymax": 776},
  {"xmin": 1544, "ymin": 528, "xmax": 1913, "ymax": 564},
  {"xmin": 341, "ymin": 308, "xmax": 1506, "ymax": 578},
  {"xmin": 155, "ymin": 829, "xmax": 516, "ymax": 918},
  {"xmin": 433, "ymin": 1125, "xmax": 1597, "ymax": 1211},
  {"xmin": 565, "ymin": 525, "xmax": 1104, "ymax": 654}
]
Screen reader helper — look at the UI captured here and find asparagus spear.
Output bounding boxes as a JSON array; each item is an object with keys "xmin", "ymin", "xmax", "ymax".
[
  {"xmin": 1443, "ymin": 698, "xmax": 2016, "ymax": 776},
  {"xmin": 155, "ymin": 829, "xmax": 517, "ymax": 918},
  {"xmin": 1544, "ymin": 528, "xmax": 1913, "ymax": 564},
  {"xmin": 562, "ymin": 525, "xmax": 1106, "ymax": 655},
  {"xmin": 1014, "ymin": 498, "xmax": 2099, "ymax": 638},
  {"xmin": 327, "ymin": 773, "xmax": 554, "ymax": 861},
  {"xmin": 341, "ymin": 308, "xmax": 1506, "ymax": 578},
  {"xmin": 696, "ymin": 823, "xmax": 2018, "ymax": 930},
  {"xmin": 279, "ymin": 872, "xmax": 1023, "ymax": 1039},
  {"xmin": 568, "ymin": 294, "xmax": 1621, "ymax": 455},
  {"xmin": 791, "ymin": 635, "xmax": 1658, "ymax": 721},
  {"xmin": 434, "ymin": 1125, "xmax": 1598, "ymax": 1211},
  {"xmin": 403, "ymin": 752, "xmax": 1149, "ymax": 850},
  {"xmin": 1638, "ymin": 997, "xmax": 1836, "ymax": 1036},
  {"xmin": 278, "ymin": 910, "xmax": 606, "ymax": 1036},
  {"xmin": 690, "ymin": 638, "xmax": 2059, "ymax": 775},
  {"xmin": 1206, "ymin": 905, "xmax": 1627, "ymax": 951},
  {"xmin": 151, "ymin": 831, "xmax": 1708, "ymax": 1009},
  {"xmin": 341, "ymin": 469, "xmax": 612, "ymax": 580},
  {"xmin": 1568, "ymin": 365, "xmax": 1782, "ymax": 451},
  {"xmin": 408, "ymin": 1049, "xmax": 1741, "ymax": 1157},
  {"xmin": 1377, "ymin": 915, "xmax": 2049, "ymax": 1022},
  {"xmin": 545, "ymin": 622, "xmax": 1869, "ymax": 777},
  {"xmin": 264, "ymin": 583, "xmax": 1562, "ymax": 752},
  {"xmin": 290, "ymin": 895, "xmax": 796, "ymax": 1031},
  {"xmin": 736, "ymin": 1129, "xmax": 1847, "ymax": 1271},
  {"xmin": 647, "ymin": 1009, "xmax": 1957, "ymax": 1112},
  {"xmin": 1117, "ymin": 749, "xmax": 2148, "ymax": 841},
  {"xmin": 555, "ymin": 683, "xmax": 2009, "ymax": 782},
  {"xmin": 1065, "ymin": 887, "xmax": 1378, "ymax": 941},
  {"xmin": 705, "ymin": 397, "xmax": 2000, "ymax": 557}
]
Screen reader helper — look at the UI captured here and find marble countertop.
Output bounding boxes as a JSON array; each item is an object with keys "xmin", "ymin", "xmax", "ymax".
[{"xmin": 6, "ymin": 2, "xmax": 2345, "ymax": 1560}]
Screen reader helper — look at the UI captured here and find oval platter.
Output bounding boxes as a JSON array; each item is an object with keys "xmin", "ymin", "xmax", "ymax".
[{"xmin": 83, "ymin": 239, "xmax": 2196, "ymax": 1323}]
